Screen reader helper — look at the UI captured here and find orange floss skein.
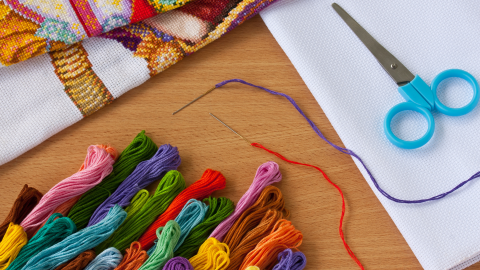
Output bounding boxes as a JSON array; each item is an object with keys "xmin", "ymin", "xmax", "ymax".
[
  {"xmin": 138, "ymin": 169, "xmax": 226, "ymax": 250},
  {"xmin": 239, "ymin": 219, "xmax": 303, "ymax": 270},
  {"xmin": 114, "ymin": 242, "xmax": 148, "ymax": 270}
]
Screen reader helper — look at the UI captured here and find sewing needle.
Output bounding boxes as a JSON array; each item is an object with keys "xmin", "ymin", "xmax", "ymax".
[{"xmin": 209, "ymin": 113, "xmax": 251, "ymax": 144}]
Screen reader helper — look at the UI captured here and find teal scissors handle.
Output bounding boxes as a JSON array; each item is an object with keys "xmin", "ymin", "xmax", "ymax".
[{"xmin": 384, "ymin": 69, "xmax": 480, "ymax": 149}]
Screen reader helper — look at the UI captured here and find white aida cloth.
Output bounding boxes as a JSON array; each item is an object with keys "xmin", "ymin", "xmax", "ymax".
[{"xmin": 261, "ymin": 1, "xmax": 480, "ymax": 269}]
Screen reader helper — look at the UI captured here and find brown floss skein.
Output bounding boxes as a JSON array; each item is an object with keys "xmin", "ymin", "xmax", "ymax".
[
  {"xmin": 54, "ymin": 250, "xmax": 96, "ymax": 270},
  {"xmin": 0, "ymin": 184, "xmax": 42, "ymax": 239},
  {"xmin": 226, "ymin": 209, "xmax": 285, "ymax": 270},
  {"xmin": 223, "ymin": 185, "xmax": 290, "ymax": 252}
]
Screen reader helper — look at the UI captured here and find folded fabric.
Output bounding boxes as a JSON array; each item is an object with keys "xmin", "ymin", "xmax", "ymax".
[
  {"xmin": 261, "ymin": 1, "xmax": 480, "ymax": 269},
  {"xmin": 0, "ymin": 0, "xmax": 195, "ymax": 67},
  {"xmin": 0, "ymin": 0, "xmax": 279, "ymax": 166}
]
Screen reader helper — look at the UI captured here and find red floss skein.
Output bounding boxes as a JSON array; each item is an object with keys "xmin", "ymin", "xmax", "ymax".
[{"xmin": 138, "ymin": 169, "xmax": 226, "ymax": 250}]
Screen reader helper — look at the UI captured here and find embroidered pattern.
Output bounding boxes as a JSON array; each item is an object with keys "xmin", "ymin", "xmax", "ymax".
[
  {"xmin": 49, "ymin": 43, "xmax": 114, "ymax": 117},
  {"xmin": 0, "ymin": 0, "xmax": 195, "ymax": 67}
]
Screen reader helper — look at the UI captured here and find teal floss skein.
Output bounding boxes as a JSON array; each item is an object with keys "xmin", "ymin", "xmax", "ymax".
[
  {"xmin": 139, "ymin": 220, "xmax": 181, "ymax": 270},
  {"xmin": 173, "ymin": 199, "xmax": 209, "ymax": 252},
  {"xmin": 22, "ymin": 205, "xmax": 127, "ymax": 270},
  {"xmin": 7, "ymin": 213, "xmax": 76, "ymax": 270}
]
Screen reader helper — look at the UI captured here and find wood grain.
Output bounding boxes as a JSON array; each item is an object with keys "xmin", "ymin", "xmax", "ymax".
[{"xmin": 0, "ymin": 15, "xmax": 477, "ymax": 270}]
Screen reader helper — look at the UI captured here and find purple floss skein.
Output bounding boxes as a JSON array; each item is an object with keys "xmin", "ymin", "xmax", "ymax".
[
  {"xmin": 209, "ymin": 161, "xmax": 282, "ymax": 241},
  {"xmin": 162, "ymin": 257, "xmax": 193, "ymax": 270},
  {"xmin": 273, "ymin": 249, "xmax": 306, "ymax": 270},
  {"xmin": 215, "ymin": 79, "xmax": 480, "ymax": 204},
  {"xmin": 88, "ymin": 144, "xmax": 181, "ymax": 226}
]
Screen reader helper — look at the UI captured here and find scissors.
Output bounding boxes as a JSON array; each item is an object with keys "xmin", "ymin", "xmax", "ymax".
[{"xmin": 332, "ymin": 3, "xmax": 479, "ymax": 149}]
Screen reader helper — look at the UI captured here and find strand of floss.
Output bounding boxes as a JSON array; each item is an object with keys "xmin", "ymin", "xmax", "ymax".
[
  {"xmin": 188, "ymin": 238, "xmax": 230, "ymax": 270},
  {"xmin": 210, "ymin": 161, "xmax": 282, "ymax": 242},
  {"xmin": 172, "ymin": 199, "xmax": 209, "ymax": 252},
  {"xmin": 22, "ymin": 205, "xmax": 126, "ymax": 270},
  {"xmin": 7, "ymin": 213, "xmax": 76, "ymax": 270},
  {"xmin": 226, "ymin": 210, "xmax": 285, "ymax": 270},
  {"xmin": 138, "ymin": 169, "xmax": 226, "ymax": 250},
  {"xmin": 84, "ymin": 247, "xmax": 122, "ymax": 270},
  {"xmin": 88, "ymin": 144, "xmax": 181, "ymax": 227},
  {"xmin": 245, "ymin": 267, "xmax": 259, "ymax": 270},
  {"xmin": 175, "ymin": 197, "xmax": 235, "ymax": 259},
  {"xmin": 272, "ymin": 249, "xmax": 307, "ymax": 270},
  {"xmin": 223, "ymin": 186, "xmax": 289, "ymax": 252},
  {"xmin": 100, "ymin": 171, "xmax": 186, "ymax": 253},
  {"xmin": 0, "ymin": 224, "xmax": 27, "ymax": 270},
  {"xmin": 54, "ymin": 250, "xmax": 96, "ymax": 270},
  {"xmin": 163, "ymin": 257, "xmax": 193, "ymax": 270},
  {"xmin": 69, "ymin": 131, "xmax": 158, "ymax": 230},
  {"xmin": 20, "ymin": 145, "xmax": 115, "ymax": 236},
  {"xmin": 208, "ymin": 79, "xmax": 480, "ymax": 203},
  {"xmin": 239, "ymin": 220, "xmax": 303, "ymax": 270},
  {"xmin": 114, "ymin": 242, "xmax": 148, "ymax": 270},
  {"xmin": 138, "ymin": 220, "xmax": 181, "ymax": 270},
  {"xmin": 0, "ymin": 185, "xmax": 42, "ymax": 239},
  {"xmin": 206, "ymin": 113, "xmax": 362, "ymax": 268}
]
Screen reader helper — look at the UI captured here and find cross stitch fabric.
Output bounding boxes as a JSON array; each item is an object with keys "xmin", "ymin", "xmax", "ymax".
[
  {"xmin": 0, "ymin": 0, "xmax": 278, "ymax": 166},
  {"xmin": 0, "ymin": 0, "xmax": 195, "ymax": 67},
  {"xmin": 260, "ymin": 1, "xmax": 480, "ymax": 269}
]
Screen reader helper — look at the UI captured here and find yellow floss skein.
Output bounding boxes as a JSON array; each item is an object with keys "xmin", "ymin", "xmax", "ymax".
[
  {"xmin": 189, "ymin": 237, "xmax": 230, "ymax": 270},
  {"xmin": 246, "ymin": 267, "xmax": 260, "ymax": 270},
  {"xmin": 0, "ymin": 223, "xmax": 27, "ymax": 270}
]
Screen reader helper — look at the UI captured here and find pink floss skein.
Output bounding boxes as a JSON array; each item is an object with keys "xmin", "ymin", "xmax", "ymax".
[
  {"xmin": 209, "ymin": 161, "xmax": 282, "ymax": 242},
  {"xmin": 20, "ymin": 145, "xmax": 115, "ymax": 237}
]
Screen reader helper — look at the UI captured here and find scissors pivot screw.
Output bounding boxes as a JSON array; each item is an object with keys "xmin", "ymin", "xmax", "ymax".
[{"xmin": 390, "ymin": 63, "xmax": 397, "ymax": 69}]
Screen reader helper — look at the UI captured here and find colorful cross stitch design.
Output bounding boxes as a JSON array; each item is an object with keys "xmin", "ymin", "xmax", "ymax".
[{"xmin": 0, "ymin": 0, "xmax": 194, "ymax": 67}]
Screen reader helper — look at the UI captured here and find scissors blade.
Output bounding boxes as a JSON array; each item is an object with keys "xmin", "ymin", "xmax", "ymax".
[{"xmin": 332, "ymin": 3, "xmax": 415, "ymax": 86}]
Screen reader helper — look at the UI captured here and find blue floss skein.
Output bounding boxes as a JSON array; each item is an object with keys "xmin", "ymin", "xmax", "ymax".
[
  {"xmin": 7, "ymin": 213, "xmax": 76, "ymax": 270},
  {"xmin": 173, "ymin": 199, "xmax": 208, "ymax": 252},
  {"xmin": 88, "ymin": 144, "xmax": 181, "ymax": 226},
  {"xmin": 22, "ymin": 205, "xmax": 127, "ymax": 270},
  {"xmin": 84, "ymin": 247, "xmax": 123, "ymax": 270}
]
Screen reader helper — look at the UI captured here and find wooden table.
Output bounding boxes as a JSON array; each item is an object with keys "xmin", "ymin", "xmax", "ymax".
[{"xmin": 0, "ymin": 15, "xmax": 477, "ymax": 270}]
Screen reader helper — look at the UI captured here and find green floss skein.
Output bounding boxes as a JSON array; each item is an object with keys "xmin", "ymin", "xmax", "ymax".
[
  {"xmin": 6, "ymin": 213, "xmax": 76, "ymax": 270},
  {"xmin": 97, "ymin": 170, "xmax": 186, "ymax": 253},
  {"xmin": 174, "ymin": 197, "xmax": 234, "ymax": 259},
  {"xmin": 138, "ymin": 220, "xmax": 181, "ymax": 270},
  {"xmin": 124, "ymin": 190, "xmax": 150, "ymax": 219},
  {"xmin": 68, "ymin": 130, "xmax": 158, "ymax": 229}
]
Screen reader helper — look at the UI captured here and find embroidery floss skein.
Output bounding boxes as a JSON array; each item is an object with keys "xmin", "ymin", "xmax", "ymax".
[
  {"xmin": 88, "ymin": 144, "xmax": 181, "ymax": 227},
  {"xmin": 123, "ymin": 190, "xmax": 150, "ymax": 221},
  {"xmin": 54, "ymin": 250, "xmax": 96, "ymax": 270},
  {"xmin": 22, "ymin": 205, "xmax": 127, "ymax": 270},
  {"xmin": 223, "ymin": 186, "xmax": 289, "ymax": 252},
  {"xmin": 6, "ymin": 213, "xmax": 76, "ymax": 270},
  {"xmin": 210, "ymin": 161, "xmax": 281, "ymax": 242},
  {"xmin": 0, "ymin": 185, "xmax": 42, "ymax": 239},
  {"xmin": 84, "ymin": 248, "xmax": 122, "ymax": 270},
  {"xmin": 114, "ymin": 242, "xmax": 148, "ymax": 270},
  {"xmin": 139, "ymin": 169, "xmax": 227, "ymax": 250},
  {"xmin": 245, "ymin": 267, "xmax": 259, "ymax": 270},
  {"xmin": 172, "ymin": 199, "xmax": 209, "ymax": 252},
  {"xmin": 138, "ymin": 220, "xmax": 181, "ymax": 270},
  {"xmin": 226, "ymin": 210, "xmax": 284, "ymax": 270},
  {"xmin": 99, "ymin": 171, "xmax": 186, "ymax": 253},
  {"xmin": 272, "ymin": 249, "xmax": 306, "ymax": 270},
  {"xmin": 239, "ymin": 220, "xmax": 303, "ymax": 270},
  {"xmin": 188, "ymin": 238, "xmax": 230, "ymax": 270},
  {"xmin": 20, "ymin": 145, "xmax": 115, "ymax": 236},
  {"xmin": 163, "ymin": 257, "xmax": 193, "ymax": 270},
  {"xmin": 0, "ymin": 224, "xmax": 27, "ymax": 270},
  {"xmin": 175, "ymin": 197, "xmax": 235, "ymax": 259},
  {"xmin": 69, "ymin": 131, "xmax": 158, "ymax": 230}
]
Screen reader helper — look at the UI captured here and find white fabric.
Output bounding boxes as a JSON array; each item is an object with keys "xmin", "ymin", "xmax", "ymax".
[
  {"xmin": 0, "ymin": 54, "xmax": 82, "ymax": 165},
  {"xmin": 261, "ymin": 1, "xmax": 480, "ymax": 270}
]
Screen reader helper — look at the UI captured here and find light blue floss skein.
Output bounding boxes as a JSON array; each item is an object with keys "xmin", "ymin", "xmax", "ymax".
[
  {"xmin": 84, "ymin": 247, "xmax": 123, "ymax": 270},
  {"xmin": 146, "ymin": 199, "xmax": 208, "ymax": 255},
  {"xmin": 22, "ymin": 205, "xmax": 127, "ymax": 270}
]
